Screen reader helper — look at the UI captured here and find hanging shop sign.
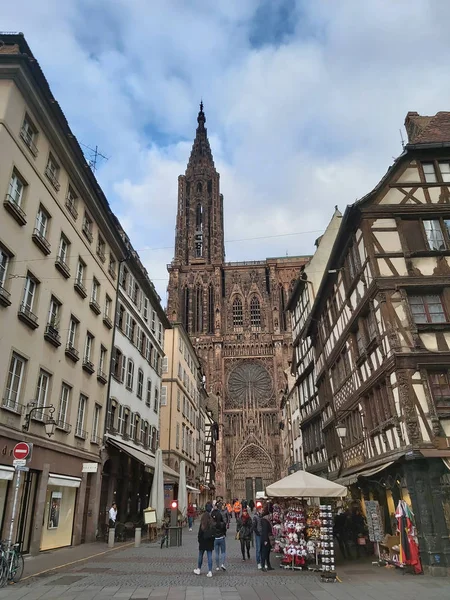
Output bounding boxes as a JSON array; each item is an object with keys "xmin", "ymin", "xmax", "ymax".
[{"xmin": 364, "ymin": 500, "xmax": 384, "ymax": 542}]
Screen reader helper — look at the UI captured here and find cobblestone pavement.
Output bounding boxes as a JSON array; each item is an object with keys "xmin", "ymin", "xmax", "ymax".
[{"xmin": 2, "ymin": 529, "xmax": 450, "ymax": 599}]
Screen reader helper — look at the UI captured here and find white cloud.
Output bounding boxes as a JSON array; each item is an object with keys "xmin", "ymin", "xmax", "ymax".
[{"xmin": 2, "ymin": 1, "xmax": 450, "ymax": 300}]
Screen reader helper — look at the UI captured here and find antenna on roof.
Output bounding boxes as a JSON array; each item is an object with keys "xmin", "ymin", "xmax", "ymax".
[
  {"xmin": 399, "ymin": 128, "xmax": 405, "ymax": 149},
  {"xmin": 80, "ymin": 143, "xmax": 109, "ymax": 173}
]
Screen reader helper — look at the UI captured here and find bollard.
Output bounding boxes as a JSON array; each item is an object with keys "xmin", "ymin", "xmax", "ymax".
[
  {"xmin": 108, "ymin": 527, "xmax": 115, "ymax": 548},
  {"xmin": 135, "ymin": 527, "xmax": 141, "ymax": 548}
]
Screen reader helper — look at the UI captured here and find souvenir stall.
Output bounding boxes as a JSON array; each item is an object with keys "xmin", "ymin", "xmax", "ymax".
[{"xmin": 265, "ymin": 471, "xmax": 347, "ymax": 582}]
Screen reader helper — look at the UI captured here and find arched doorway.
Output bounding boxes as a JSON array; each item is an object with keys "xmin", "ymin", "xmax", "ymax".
[{"xmin": 233, "ymin": 443, "xmax": 274, "ymax": 500}]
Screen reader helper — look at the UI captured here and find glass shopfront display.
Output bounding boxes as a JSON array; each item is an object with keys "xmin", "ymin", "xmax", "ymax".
[
  {"xmin": 0, "ymin": 466, "xmax": 14, "ymax": 533},
  {"xmin": 40, "ymin": 474, "xmax": 80, "ymax": 551}
]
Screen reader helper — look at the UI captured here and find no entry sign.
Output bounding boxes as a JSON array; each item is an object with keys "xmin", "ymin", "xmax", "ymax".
[{"xmin": 13, "ymin": 442, "xmax": 31, "ymax": 461}]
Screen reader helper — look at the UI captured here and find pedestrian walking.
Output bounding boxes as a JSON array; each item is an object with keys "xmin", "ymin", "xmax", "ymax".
[
  {"xmin": 187, "ymin": 503, "xmax": 195, "ymax": 531},
  {"xmin": 233, "ymin": 499, "xmax": 241, "ymax": 520},
  {"xmin": 211, "ymin": 501, "xmax": 227, "ymax": 571},
  {"xmin": 194, "ymin": 511, "xmax": 215, "ymax": 577},
  {"xmin": 248, "ymin": 499, "xmax": 255, "ymax": 513},
  {"xmin": 108, "ymin": 502, "xmax": 117, "ymax": 529},
  {"xmin": 237, "ymin": 509, "xmax": 253, "ymax": 561},
  {"xmin": 252, "ymin": 503, "xmax": 263, "ymax": 569},
  {"xmin": 260, "ymin": 508, "xmax": 274, "ymax": 571},
  {"xmin": 205, "ymin": 500, "xmax": 213, "ymax": 513},
  {"xmin": 226, "ymin": 501, "xmax": 232, "ymax": 518}
]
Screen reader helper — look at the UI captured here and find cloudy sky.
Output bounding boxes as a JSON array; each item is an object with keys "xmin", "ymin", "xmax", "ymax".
[{"xmin": 2, "ymin": 1, "xmax": 449, "ymax": 302}]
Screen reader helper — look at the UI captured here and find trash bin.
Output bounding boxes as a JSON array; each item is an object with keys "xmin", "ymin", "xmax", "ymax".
[{"xmin": 169, "ymin": 526, "xmax": 182, "ymax": 547}]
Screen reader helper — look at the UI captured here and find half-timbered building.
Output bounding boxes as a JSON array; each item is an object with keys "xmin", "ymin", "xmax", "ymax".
[{"xmin": 305, "ymin": 111, "xmax": 450, "ymax": 574}]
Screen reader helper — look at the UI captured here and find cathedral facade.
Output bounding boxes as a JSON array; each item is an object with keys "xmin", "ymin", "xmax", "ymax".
[{"xmin": 167, "ymin": 105, "xmax": 309, "ymax": 499}]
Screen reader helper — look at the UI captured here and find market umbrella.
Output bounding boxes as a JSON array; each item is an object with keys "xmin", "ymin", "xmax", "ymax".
[
  {"xmin": 149, "ymin": 448, "xmax": 164, "ymax": 526},
  {"xmin": 266, "ymin": 470, "xmax": 347, "ymax": 498},
  {"xmin": 178, "ymin": 460, "xmax": 187, "ymax": 519}
]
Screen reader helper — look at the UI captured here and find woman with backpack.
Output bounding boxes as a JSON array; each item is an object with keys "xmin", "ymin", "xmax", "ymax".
[
  {"xmin": 194, "ymin": 511, "xmax": 215, "ymax": 577},
  {"xmin": 237, "ymin": 509, "xmax": 253, "ymax": 561}
]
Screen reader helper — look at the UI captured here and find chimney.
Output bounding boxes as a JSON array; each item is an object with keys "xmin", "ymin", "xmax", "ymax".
[{"xmin": 404, "ymin": 111, "xmax": 432, "ymax": 144}]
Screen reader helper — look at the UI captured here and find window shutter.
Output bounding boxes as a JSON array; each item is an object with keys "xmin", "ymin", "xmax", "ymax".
[
  {"xmin": 400, "ymin": 219, "xmax": 426, "ymax": 253},
  {"xmin": 161, "ymin": 385, "xmax": 167, "ymax": 406},
  {"xmin": 121, "ymin": 354, "xmax": 126, "ymax": 382},
  {"xmin": 162, "ymin": 356, "xmax": 168, "ymax": 373}
]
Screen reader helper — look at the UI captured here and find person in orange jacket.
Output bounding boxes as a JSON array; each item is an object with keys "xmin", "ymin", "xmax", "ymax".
[
  {"xmin": 226, "ymin": 502, "xmax": 232, "ymax": 517},
  {"xmin": 233, "ymin": 499, "xmax": 241, "ymax": 520}
]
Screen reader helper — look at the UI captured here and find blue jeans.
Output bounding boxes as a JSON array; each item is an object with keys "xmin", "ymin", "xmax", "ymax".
[
  {"xmin": 255, "ymin": 534, "xmax": 261, "ymax": 565},
  {"xmin": 214, "ymin": 537, "xmax": 226, "ymax": 567},
  {"xmin": 198, "ymin": 549, "xmax": 212, "ymax": 571},
  {"xmin": 188, "ymin": 516, "xmax": 193, "ymax": 529}
]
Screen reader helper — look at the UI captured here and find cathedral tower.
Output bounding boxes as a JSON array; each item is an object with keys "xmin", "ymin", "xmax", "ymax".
[{"xmin": 167, "ymin": 105, "xmax": 309, "ymax": 498}]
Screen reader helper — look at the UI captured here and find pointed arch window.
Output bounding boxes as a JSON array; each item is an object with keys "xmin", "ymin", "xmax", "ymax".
[
  {"xmin": 194, "ymin": 284, "xmax": 203, "ymax": 333},
  {"xmin": 232, "ymin": 296, "xmax": 243, "ymax": 328},
  {"xmin": 250, "ymin": 296, "xmax": 261, "ymax": 329},
  {"xmin": 183, "ymin": 287, "xmax": 190, "ymax": 332},
  {"xmin": 208, "ymin": 283, "xmax": 214, "ymax": 334},
  {"xmin": 279, "ymin": 285, "xmax": 287, "ymax": 332}
]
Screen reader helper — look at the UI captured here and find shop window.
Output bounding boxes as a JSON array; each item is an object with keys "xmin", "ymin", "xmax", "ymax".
[{"xmin": 41, "ymin": 481, "xmax": 78, "ymax": 551}]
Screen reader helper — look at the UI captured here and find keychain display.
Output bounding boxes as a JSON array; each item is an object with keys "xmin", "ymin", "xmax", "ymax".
[{"xmin": 319, "ymin": 504, "xmax": 336, "ymax": 582}]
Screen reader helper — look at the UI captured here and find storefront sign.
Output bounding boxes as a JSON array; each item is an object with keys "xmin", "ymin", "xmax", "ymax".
[
  {"xmin": 364, "ymin": 500, "xmax": 384, "ymax": 542},
  {"xmin": 82, "ymin": 462, "xmax": 98, "ymax": 473}
]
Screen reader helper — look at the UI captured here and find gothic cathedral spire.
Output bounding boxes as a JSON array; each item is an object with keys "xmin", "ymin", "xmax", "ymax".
[{"xmin": 173, "ymin": 103, "xmax": 225, "ymax": 267}]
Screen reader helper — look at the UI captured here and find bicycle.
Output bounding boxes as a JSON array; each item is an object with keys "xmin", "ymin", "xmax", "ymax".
[{"xmin": 0, "ymin": 541, "xmax": 24, "ymax": 587}]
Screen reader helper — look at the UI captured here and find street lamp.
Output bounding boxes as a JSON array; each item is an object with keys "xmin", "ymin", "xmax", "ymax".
[
  {"xmin": 336, "ymin": 424, "xmax": 347, "ymax": 440},
  {"xmin": 23, "ymin": 404, "xmax": 57, "ymax": 438}
]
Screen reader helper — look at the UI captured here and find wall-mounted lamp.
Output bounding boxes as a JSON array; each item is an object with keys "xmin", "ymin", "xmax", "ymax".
[{"xmin": 23, "ymin": 404, "xmax": 56, "ymax": 438}]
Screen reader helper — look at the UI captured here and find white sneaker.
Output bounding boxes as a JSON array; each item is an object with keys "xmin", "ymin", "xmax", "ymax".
[
  {"xmin": 257, "ymin": 563, "xmax": 262, "ymax": 570},
  {"xmin": 189, "ymin": 528, "xmax": 192, "ymax": 532},
  {"xmin": 216, "ymin": 567, "xmax": 220, "ymax": 571},
  {"xmin": 207, "ymin": 571, "xmax": 213, "ymax": 578},
  {"xmin": 221, "ymin": 564, "xmax": 227, "ymax": 571},
  {"xmin": 193, "ymin": 568, "xmax": 201, "ymax": 575}
]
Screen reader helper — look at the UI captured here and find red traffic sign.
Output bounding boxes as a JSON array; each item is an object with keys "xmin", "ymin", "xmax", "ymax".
[{"xmin": 13, "ymin": 442, "xmax": 31, "ymax": 461}]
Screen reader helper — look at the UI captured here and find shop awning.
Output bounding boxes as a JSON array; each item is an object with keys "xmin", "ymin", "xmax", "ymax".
[
  {"xmin": 336, "ymin": 461, "xmax": 395, "ymax": 487},
  {"xmin": 107, "ymin": 438, "xmax": 156, "ymax": 471},
  {"xmin": 0, "ymin": 466, "xmax": 14, "ymax": 481},
  {"xmin": 186, "ymin": 485, "xmax": 201, "ymax": 494},
  {"xmin": 48, "ymin": 473, "xmax": 81, "ymax": 488},
  {"xmin": 420, "ymin": 448, "xmax": 450, "ymax": 458},
  {"xmin": 266, "ymin": 470, "xmax": 347, "ymax": 498}
]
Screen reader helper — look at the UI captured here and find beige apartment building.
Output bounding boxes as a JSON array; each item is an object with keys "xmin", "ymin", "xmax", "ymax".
[
  {"xmin": 161, "ymin": 323, "xmax": 204, "ymax": 504},
  {"xmin": 0, "ymin": 34, "xmax": 126, "ymax": 553}
]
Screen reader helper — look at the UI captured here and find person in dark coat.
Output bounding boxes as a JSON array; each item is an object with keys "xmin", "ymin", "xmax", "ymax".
[
  {"xmin": 194, "ymin": 512, "xmax": 215, "ymax": 577},
  {"xmin": 333, "ymin": 509, "xmax": 351, "ymax": 560},
  {"xmin": 260, "ymin": 508, "xmax": 274, "ymax": 571},
  {"xmin": 248, "ymin": 499, "xmax": 255, "ymax": 512},
  {"xmin": 237, "ymin": 509, "xmax": 253, "ymax": 561}
]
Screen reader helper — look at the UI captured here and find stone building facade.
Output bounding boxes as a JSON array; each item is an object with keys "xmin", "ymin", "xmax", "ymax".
[{"xmin": 167, "ymin": 105, "xmax": 309, "ymax": 499}]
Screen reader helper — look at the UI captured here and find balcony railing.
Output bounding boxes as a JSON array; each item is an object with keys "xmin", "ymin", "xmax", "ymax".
[
  {"xmin": 65, "ymin": 198, "xmax": 78, "ymax": 220},
  {"xmin": 20, "ymin": 128, "xmax": 38, "ymax": 156},
  {"xmin": 89, "ymin": 298, "xmax": 101, "ymax": 315},
  {"xmin": 91, "ymin": 434, "xmax": 101, "ymax": 445},
  {"xmin": 18, "ymin": 302, "xmax": 39, "ymax": 329},
  {"xmin": 1, "ymin": 396, "xmax": 25, "ymax": 414},
  {"xmin": 4, "ymin": 194, "xmax": 27, "ymax": 226},
  {"xmin": 55, "ymin": 255, "xmax": 70, "ymax": 279},
  {"xmin": 103, "ymin": 313, "xmax": 113, "ymax": 329},
  {"xmin": 65, "ymin": 343, "xmax": 80, "ymax": 362},
  {"xmin": 32, "ymin": 227, "xmax": 51, "ymax": 255},
  {"xmin": 82, "ymin": 222, "xmax": 93, "ymax": 243},
  {"xmin": 74, "ymin": 279, "xmax": 87, "ymax": 298},
  {"xmin": 97, "ymin": 369, "xmax": 108, "ymax": 384},
  {"xmin": 0, "ymin": 285, "xmax": 11, "ymax": 307},
  {"xmin": 74, "ymin": 427, "xmax": 87, "ymax": 440},
  {"xmin": 44, "ymin": 324, "xmax": 61, "ymax": 347},
  {"xmin": 55, "ymin": 419, "xmax": 71, "ymax": 433},
  {"xmin": 82, "ymin": 358, "xmax": 95, "ymax": 374},
  {"xmin": 45, "ymin": 166, "xmax": 60, "ymax": 191}
]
